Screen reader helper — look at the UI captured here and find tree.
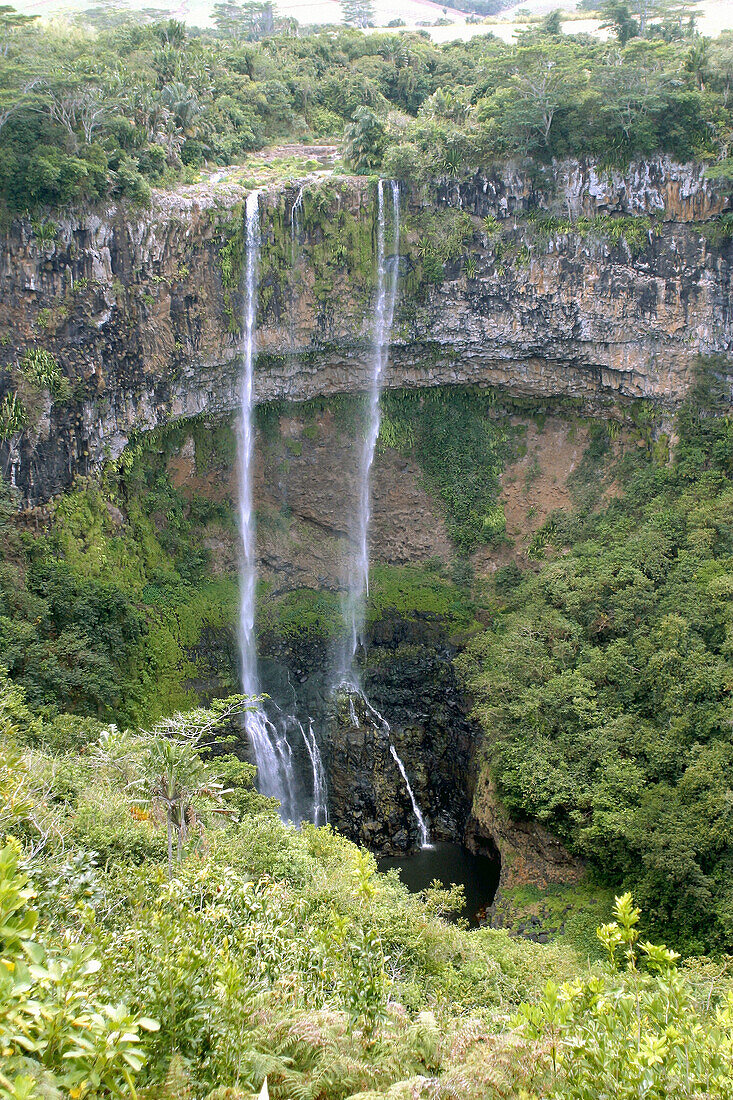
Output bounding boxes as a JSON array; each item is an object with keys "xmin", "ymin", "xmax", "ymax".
[
  {"xmin": 539, "ymin": 9, "xmax": 563, "ymax": 36},
  {"xmin": 344, "ymin": 105, "xmax": 387, "ymax": 170},
  {"xmin": 627, "ymin": 0, "xmax": 699, "ymax": 36},
  {"xmin": 45, "ymin": 83, "xmax": 108, "ymax": 152},
  {"xmin": 130, "ymin": 697, "xmax": 249, "ymax": 877},
  {"xmin": 0, "ymin": 4, "xmax": 38, "ymax": 57},
  {"xmin": 596, "ymin": 46, "xmax": 668, "ymax": 147},
  {"xmin": 501, "ymin": 45, "xmax": 582, "ymax": 153},
  {"xmin": 212, "ymin": 1, "xmax": 276, "ymax": 40},
  {"xmin": 340, "ymin": 0, "xmax": 375, "ymax": 29},
  {"xmin": 600, "ymin": 0, "xmax": 640, "ymax": 46}
]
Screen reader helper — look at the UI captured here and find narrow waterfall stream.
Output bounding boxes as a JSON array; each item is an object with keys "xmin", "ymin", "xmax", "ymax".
[
  {"xmin": 334, "ymin": 180, "xmax": 431, "ymax": 849},
  {"xmin": 237, "ymin": 189, "xmax": 261, "ymax": 705},
  {"xmin": 237, "ymin": 188, "xmax": 327, "ymax": 825},
  {"xmin": 340, "ymin": 179, "xmax": 401, "ymax": 677},
  {"xmin": 389, "ymin": 746, "xmax": 431, "ymax": 849}
]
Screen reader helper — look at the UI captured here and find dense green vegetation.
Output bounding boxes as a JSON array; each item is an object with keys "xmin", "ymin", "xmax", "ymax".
[
  {"xmin": 1, "ymin": 360, "xmax": 733, "ymax": 1096},
  {"xmin": 458, "ymin": 362, "xmax": 733, "ymax": 954},
  {"xmin": 0, "ymin": 404, "xmax": 482, "ymax": 727},
  {"xmin": 381, "ymin": 388, "xmax": 513, "ymax": 552},
  {"xmin": 4, "ymin": 369, "xmax": 733, "ymax": 965},
  {"xmin": 1, "ymin": 5, "xmax": 732, "ymax": 214},
  {"xmin": 3, "ymin": 3, "xmax": 733, "ymax": 1091},
  {"xmin": 3, "ymin": 667, "xmax": 733, "ymax": 1099}
]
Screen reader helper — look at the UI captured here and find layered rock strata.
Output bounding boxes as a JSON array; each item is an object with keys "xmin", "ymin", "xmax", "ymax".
[{"xmin": 1, "ymin": 158, "xmax": 730, "ymax": 503}]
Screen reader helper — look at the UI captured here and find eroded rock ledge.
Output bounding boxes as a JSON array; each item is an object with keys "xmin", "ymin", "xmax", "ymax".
[{"xmin": 1, "ymin": 157, "xmax": 731, "ymax": 503}]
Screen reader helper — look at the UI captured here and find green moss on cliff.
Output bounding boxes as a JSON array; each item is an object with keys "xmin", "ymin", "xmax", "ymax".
[
  {"xmin": 256, "ymin": 563, "xmax": 476, "ymax": 651},
  {"xmin": 522, "ymin": 212, "xmax": 659, "ymax": 256},
  {"xmin": 367, "ymin": 563, "xmax": 476, "ymax": 637},
  {"xmin": 401, "ymin": 207, "xmax": 476, "ymax": 296},
  {"xmin": 130, "ymin": 577, "xmax": 239, "ymax": 721},
  {"xmin": 381, "ymin": 387, "xmax": 516, "ymax": 553},
  {"xmin": 214, "ymin": 201, "xmax": 245, "ymax": 333}
]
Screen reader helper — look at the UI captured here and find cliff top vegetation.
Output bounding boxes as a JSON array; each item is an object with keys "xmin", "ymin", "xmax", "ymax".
[{"xmin": 0, "ymin": 2, "xmax": 732, "ymax": 214}]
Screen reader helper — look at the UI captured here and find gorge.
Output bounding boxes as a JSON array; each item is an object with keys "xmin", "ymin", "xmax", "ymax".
[
  {"xmin": 7, "ymin": 8, "xmax": 733, "ymax": 1090},
  {"xmin": 2, "ymin": 154, "xmax": 732, "ymax": 912}
]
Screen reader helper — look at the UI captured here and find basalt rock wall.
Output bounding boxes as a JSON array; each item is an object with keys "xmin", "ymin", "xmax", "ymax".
[{"xmin": 1, "ymin": 157, "xmax": 731, "ymax": 503}]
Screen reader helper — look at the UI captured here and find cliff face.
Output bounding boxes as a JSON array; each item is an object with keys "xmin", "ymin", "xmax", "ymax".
[{"xmin": 1, "ymin": 157, "xmax": 731, "ymax": 504}]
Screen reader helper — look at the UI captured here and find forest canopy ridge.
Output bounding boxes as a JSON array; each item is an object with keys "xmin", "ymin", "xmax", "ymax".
[{"xmin": 0, "ymin": 2, "xmax": 731, "ymax": 213}]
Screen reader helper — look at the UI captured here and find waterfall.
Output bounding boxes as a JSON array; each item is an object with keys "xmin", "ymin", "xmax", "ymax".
[
  {"xmin": 341, "ymin": 179, "xmax": 400, "ymax": 681},
  {"xmin": 289, "ymin": 184, "xmax": 305, "ymax": 350},
  {"xmin": 237, "ymin": 189, "xmax": 261, "ymax": 702},
  {"xmin": 389, "ymin": 745, "xmax": 431, "ymax": 849},
  {"xmin": 338, "ymin": 684, "xmax": 432, "ymax": 848},
  {"xmin": 237, "ymin": 189, "xmax": 290, "ymax": 812},
  {"xmin": 329, "ymin": 181, "xmax": 429, "ymax": 848},
  {"xmin": 359, "ymin": 691, "xmax": 430, "ymax": 847},
  {"xmin": 236, "ymin": 188, "xmax": 328, "ymax": 826},
  {"xmin": 302, "ymin": 719, "xmax": 328, "ymax": 826},
  {"xmin": 291, "ymin": 184, "xmax": 305, "ymax": 250}
]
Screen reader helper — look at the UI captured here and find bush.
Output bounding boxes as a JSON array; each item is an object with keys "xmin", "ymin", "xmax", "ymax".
[
  {"xmin": 0, "ymin": 837, "xmax": 159, "ymax": 1098},
  {"xmin": 381, "ymin": 141, "xmax": 426, "ymax": 182},
  {"xmin": 138, "ymin": 144, "xmax": 168, "ymax": 182},
  {"xmin": 113, "ymin": 157, "xmax": 152, "ymax": 204},
  {"xmin": 518, "ymin": 893, "xmax": 733, "ymax": 1098},
  {"xmin": 344, "ymin": 106, "xmax": 387, "ymax": 172}
]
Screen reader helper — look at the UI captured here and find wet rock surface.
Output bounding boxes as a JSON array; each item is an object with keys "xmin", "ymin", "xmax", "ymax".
[
  {"xmin": 466, "ymin": 769, "xmax": 583, "ymax": 892},
  {"xmin": 183, "ymin": 616, "xmax": 478, "ymax": 856},
  {"xmin": 1, "ymin": 159, "xmax": 731, "ymax": 503}
]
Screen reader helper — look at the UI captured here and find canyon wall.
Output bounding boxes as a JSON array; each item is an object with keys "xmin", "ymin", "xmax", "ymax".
[
  {"xmin": 1, "ymin": 157, "xmax": 731, "ymax": 503},
  {"xmin": 7, "ymin": 159, "xmax": 720, "ymax": 880}
]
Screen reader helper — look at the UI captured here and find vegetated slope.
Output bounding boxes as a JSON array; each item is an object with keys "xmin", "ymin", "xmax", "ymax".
[
  {"xmin": 1, "ymin": 8, "xmax": 732, "ymax": 215},
  {"xmin": 458, "ymin": 360, "xmax": 733, "ymax": 954},
  {"xmin": 2, "ymin": 377, "xmax": 733, "ymax": 1093},
  {"xmin": 4, "ymin": 373, "xmax": 733, "ymax": 956},
  {"xmin": 3, "ymin": 669, "xmax": 733, "ymax": 1099}
]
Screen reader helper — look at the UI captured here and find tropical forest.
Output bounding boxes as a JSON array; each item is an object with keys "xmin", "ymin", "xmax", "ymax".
[{"xmin": 2, "ymin": 0, "xmax": 733, "ymax": 1096}]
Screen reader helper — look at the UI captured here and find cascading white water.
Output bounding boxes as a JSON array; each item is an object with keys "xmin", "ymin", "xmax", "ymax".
[
  {"xmin": 291, "ymin": 184, "xmax": 305, "ymax": 249},
  {"xmin": 342, "ymin": 685, "xmax": 432, "ymax": 849},
  {"xmin": 236, "ymin": 187, "xmax": 328, "ymax": 826},
  {"xmin": 237, "ymin": 189, "xmax": 261, "ymax": 702},
  {"xmin": 340, "ymin": 179, "xmax": 400, "ymax": 681},
  {"xmin": 237, "ymin": 190, "xmax": 290, "ymax": 812},
  {"xmin": 360, "ymin": 689, "xmax": 431, "ymax": 847},
  {"xmin": 389, "ymin": 745, "xmax": 431, "ymax": 849},
  {"xmin": 331, "ymin": 181, "xmax": 430, "ymax": 848},
  {"xmin": 289, "ymin": 184, "xmax": 305, "ymax": 350},
  {"xmin": 302, "ymin": 719, "xmax": 328, "ymax": 826}
]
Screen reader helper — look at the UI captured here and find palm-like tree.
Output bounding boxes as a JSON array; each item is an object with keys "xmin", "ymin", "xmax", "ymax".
[{"xmin": 132, "ymin": 697, "xmax": 248, "ymax": 877}]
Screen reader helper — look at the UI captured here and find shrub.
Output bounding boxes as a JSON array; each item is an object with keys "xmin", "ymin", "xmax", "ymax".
[
  {"xmin": 0, "ymin": 837, "xmax": 159, "ymax": 1098},
  {"xmin": 518, "ymin": 893, "xmax": 733, "ymax": 1098},
  {"xmin": 20, "ymin": 347, "xmax": 69, "ymax": 400}
]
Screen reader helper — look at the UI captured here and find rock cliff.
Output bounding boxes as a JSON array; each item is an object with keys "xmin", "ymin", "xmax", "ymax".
[{"xmin": 1, "ymin": 157, "xmax": 731, "ymax": 503}]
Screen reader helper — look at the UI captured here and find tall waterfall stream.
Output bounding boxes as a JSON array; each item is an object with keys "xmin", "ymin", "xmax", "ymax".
[
  {"xmin": 236, "ymin": 180, "xmax": 430, "ymax": 846},
  {"xmin": 336, "ymin": 179, "xmax": 432, "ymax": 849},
  {"xmin": 237, "ymin": 188, "xmax": 327, "ymax": 826}
]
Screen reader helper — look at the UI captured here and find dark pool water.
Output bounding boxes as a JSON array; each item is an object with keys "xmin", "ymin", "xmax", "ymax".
[{"xmin": 378, "ymin": 842, "xmax": 500, "ymax": 926}]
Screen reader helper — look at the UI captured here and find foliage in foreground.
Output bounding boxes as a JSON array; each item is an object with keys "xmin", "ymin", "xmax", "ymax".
[
  {"xmin": 3, "ymin": 667, "xmax": 733, "ymax": 1099},
  {"xmin": 520, "ymin": 892, "xmax": 733, "ymax": 1099},
  {"xmin": 0, "ymin": 839, "xmax": 159, "ymax": 1100},
  {"xmin": 0, "ymin": 678, "xmax": 567, "ymax": 1098}
]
